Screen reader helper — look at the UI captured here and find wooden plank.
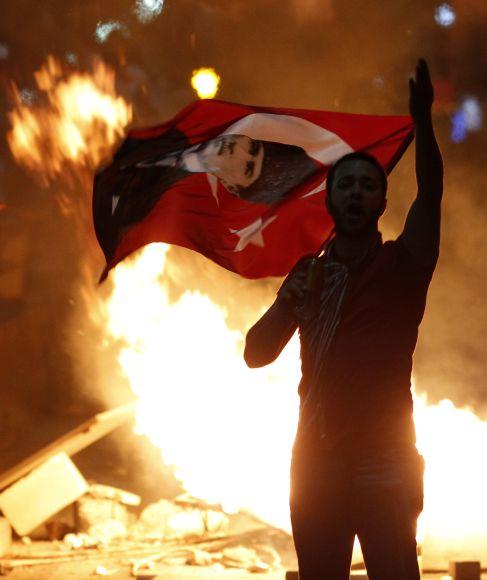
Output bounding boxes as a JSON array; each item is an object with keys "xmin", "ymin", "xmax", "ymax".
[{"xmin": 0, "ymin": 403, "xmax": 136, "ymax": 491}]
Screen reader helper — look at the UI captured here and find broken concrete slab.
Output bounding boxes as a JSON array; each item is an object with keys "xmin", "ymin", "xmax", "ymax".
[{"xmin": 0, "ymin": 453, "xmax": 88, "ymax": 536}]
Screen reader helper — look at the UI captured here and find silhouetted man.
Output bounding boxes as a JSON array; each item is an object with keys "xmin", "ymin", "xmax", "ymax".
[{"xmin": 244, "ymin": 59, "xmax": 442, "ymax": 579}]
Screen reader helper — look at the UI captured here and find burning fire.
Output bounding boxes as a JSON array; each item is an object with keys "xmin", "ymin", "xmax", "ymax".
[
  {"xmin": 191, "ymin": 68, "xmax": 221, "ymax": 100},
  {"xmin": 7, "ymin": 56, "xmax": 132, "ymax": 186},
  {"xmin": 98, "ymin": 244, "xmax": 301, "ymax": 531},
  {"xmin": 7, "ymin": 56, "xmax": 487, "ymax": 567},
  {"xmin": 415, "ymin": 395, "xmax": 487, "ymax": 564},
  {"xmin": 98, "ymin": 244, "xmax": 487, "ymax": 566}
]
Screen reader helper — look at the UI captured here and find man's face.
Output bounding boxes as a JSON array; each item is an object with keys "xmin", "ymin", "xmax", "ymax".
[
  {"xmin": 327, "ymin": 159, "xmax": 386, "ymax": 236},
  {"xmin": 198, "ymin": 135, "xmax": 264, "ymax": 195}
]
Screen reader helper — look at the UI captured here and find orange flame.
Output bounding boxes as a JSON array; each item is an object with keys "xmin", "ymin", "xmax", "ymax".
[
  {"xmin": 16, "ymin": 55, "xmax": 484, "ymax": 569},
  {"xmin": 90, "ymin": 244, "xmax": 487, "ymax": 568},
  {"xmin": 7, "ymin": 56, "xmax": 132, "ymax": 187}
]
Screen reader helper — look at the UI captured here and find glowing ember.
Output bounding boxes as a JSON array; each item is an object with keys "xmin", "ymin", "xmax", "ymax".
[
  {"xmin": 7, "ymin": 56, "xmax": 132, "ymax": 186},
  {"xmin": 191, "ymin": 68, "xmax": 221, "ymax": 100},
  {"xmin": 97, "ymin": 243, "xmax": 487, "ymax": 568}
]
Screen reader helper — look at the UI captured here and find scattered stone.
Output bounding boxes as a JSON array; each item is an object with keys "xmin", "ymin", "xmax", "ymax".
[
  {"xmin": 221, "ymin": 545, "xmax": 268, "ymax": 571},
  {"xmin": 131, "ymin": 559, "xmax": 156, "ymax": 578},
  {"xmin": 132, "ymin": 499, "xmax": 205, "ymax": 540},
  {"xmin": 77, "ymin": 496, "xmax": 129, "ymax": 531},
  {"xmin": 203, "ymin": 509, "xmax": 229, "ymax": 534},
  {"xmin": 166, "ymin": 509, "xmax": 205, "ymax": 538},
  {"xmin": 248, "ymin": 561, "xmax": 270, "ymax": 573},
  {"xmin": 88, "ymin": 484, "xmax": 141, "ymax": 507},
  {"xmin": 88, "ymin": 520, "xmax": 128, "ymax": 543},
  {"xmin": 133, "ymin": 499, "xmax": 180, "ymax": 537},
  {"xmin": 186, "ymin": 548, "xmax": 215, "ymax": 567},
  {"xmin": 63, "ymin": 532, "xmax": 99, "ymax": 550},
  {"xmin": 94, "ymin": 565, "xmax": 118, "ymax": 576}
]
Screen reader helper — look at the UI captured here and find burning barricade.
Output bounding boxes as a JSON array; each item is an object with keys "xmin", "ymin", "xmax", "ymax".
[{"xmin": 0, "ymin": 405, "xmax": 293, "ymax": 578}]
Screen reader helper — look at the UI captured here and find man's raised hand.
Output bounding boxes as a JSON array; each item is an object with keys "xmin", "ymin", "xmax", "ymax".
[{"xmin": 409, "ymin": 58, "xmax": 434, "ymax": 122}]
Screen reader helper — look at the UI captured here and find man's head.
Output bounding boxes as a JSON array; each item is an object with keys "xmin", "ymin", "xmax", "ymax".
[
  {"xmin": 326, "ymin": 152, "xmax": 387, "ymax": 236},
  {"xmin": 198, "ymin": 134, "xmax": 317, "ymax": 204}
]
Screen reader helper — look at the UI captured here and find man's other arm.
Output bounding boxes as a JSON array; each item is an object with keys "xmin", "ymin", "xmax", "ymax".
[
  {"xmin": 244, "ymin": 298, "xmax": 298, "ymax": 368},
  {"xmin": 401, "ymin": 59, "xmax": 443, "ymax": 267},
  {"xmin": 244, "ymin": 267, "xmax": 308, "ymax": 368}
]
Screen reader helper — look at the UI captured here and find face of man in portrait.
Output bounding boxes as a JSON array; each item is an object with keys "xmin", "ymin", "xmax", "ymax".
[
  {"xmin": 197, "ymin": 135, "xmax": 265, "ymax": 195},
  {"xmin": 327, "ymin": 158, "xmax": 387, "ymax": 237}
]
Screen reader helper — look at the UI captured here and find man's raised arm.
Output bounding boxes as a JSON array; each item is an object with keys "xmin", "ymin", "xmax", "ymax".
[
  {"xmin": 244, "ymin": 267, "xmax": 308, "ymax": 368},
  {"xmin": 401, "ymin": 59, "xmax": 443, "ymax": 267}
]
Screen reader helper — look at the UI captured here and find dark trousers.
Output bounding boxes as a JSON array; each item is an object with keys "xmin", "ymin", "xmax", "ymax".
[{"xmin": 290, "ymin": 446, "xmax": 424, "ymax": 580}]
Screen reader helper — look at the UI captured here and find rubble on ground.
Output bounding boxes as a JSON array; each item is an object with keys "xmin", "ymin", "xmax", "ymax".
[
  {"xmin": 0, "ymin": 405, "xmax": 295, "ymax": 576},
  {"xmin": 0, "ymin": 489, "xmax": 294, "ymax": 576}
]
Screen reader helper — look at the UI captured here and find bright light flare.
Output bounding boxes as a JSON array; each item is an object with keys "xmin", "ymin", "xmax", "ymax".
[
  {"xmin": 415, "ymin": 395, "xmax": 487, "ymax": 566},
  {"xmin": 191, "ymin": 68, "xmax": 221, "ymax": 100},
  {"xmin": 451, "ymin": 96, "xmax": 483, "ymax": 143},
  {"xmin": 7, "ymin": 56, "xmax": 132, "ymax": 185},
  {"xmin": 415, "ymin": 396, "xmax": 487, "ymax": 536},
  {"xmin": 95, "ymin": 20, "xmax": 125, "ymax": 44},
  {"xmin": 435, "ymin": 3, "xmax": 456, "ymax": 27},
  {"xmin": 0, "ymin": 43, "xmax": 9, "ymax": 60},
  {"xmin": 134, "ymin": 0, "xmax": 165, "ymax": 23}
]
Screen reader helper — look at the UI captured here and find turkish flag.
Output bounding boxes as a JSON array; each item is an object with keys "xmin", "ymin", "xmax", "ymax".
[{"xmin": 93, "ymin": 99, "xmax": 413, "ymax": 281}]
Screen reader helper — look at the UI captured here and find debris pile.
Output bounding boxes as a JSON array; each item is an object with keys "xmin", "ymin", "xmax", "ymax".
[{"xmin": 0, "ymin": 404, "xmax": 295, "ymax": 577}]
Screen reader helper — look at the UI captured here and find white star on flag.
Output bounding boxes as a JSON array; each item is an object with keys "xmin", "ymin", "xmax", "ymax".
[{"xmin": 230, "ymin": 216, "xmax": 277, "ymax": 252}]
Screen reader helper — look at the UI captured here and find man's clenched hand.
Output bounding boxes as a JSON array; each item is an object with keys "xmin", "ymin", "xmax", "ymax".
[{"xmin": 277, "ymin": 269, "xmax": 308, "ymax": 307}]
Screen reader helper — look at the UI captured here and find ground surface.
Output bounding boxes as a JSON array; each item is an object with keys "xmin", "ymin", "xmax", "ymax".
[
  {"xmin": 4, "ymin": 562, "xmax": 487, "ymax": 579},
  {"xmin": 2, "ymin": 542, "xmax": 486, "ymax": 579}
]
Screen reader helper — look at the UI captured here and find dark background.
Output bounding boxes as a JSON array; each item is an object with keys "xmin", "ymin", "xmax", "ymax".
[{"xmin": 0, "ymin": 0, "xmax": 485, "ymax": 498}]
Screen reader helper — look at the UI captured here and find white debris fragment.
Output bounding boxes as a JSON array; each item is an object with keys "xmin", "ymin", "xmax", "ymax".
[
  {"xmin": 94, "ymin": 565, "xmax": 118, "ymax": 576},
  {"xmin": 63, "ymin": 532, "xmax": 98, "ymax": 550}
]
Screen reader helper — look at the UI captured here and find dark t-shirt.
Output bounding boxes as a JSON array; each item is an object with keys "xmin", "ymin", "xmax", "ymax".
[{"xmin": 294, "ymin": 237, "xmax": 435, "ymax": 457}]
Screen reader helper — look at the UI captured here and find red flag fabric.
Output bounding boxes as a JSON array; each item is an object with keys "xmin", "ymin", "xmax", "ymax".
[{"xmin": 93, "ymin": 99, "xmax": 414, "ymax": 281}]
